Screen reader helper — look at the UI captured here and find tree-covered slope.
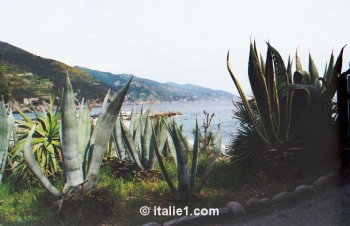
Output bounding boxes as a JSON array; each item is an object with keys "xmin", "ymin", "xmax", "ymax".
[{"xmin": 0, "ymin": 41, "xmax": 109, "ymax": 101}]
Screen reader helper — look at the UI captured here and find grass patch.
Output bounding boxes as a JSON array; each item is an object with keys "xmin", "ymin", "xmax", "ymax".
[{"xmin": 0, "ymin": 156, "xmax": 333, "ymax": 225}]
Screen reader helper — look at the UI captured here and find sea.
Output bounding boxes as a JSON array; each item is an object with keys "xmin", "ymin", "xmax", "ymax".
[{"xmin": 14, "ymin": 100, "xmax": 238, "ymax": 148}]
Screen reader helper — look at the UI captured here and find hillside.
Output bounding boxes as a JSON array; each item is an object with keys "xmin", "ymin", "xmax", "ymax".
[
  {"xmin": 0, "ymin": 40, "xmax": 235, "ymax": 103},
  {"xmin": 76, "ymin": 66, "xmax": 235, "ymax": 102},
  {"xmin": 0, "ymin": 41, "xmax": 109, "ymax": 101}
]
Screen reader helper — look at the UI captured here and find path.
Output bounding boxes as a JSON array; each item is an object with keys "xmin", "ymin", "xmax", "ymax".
[{"xmin": 194, "ymin": 181, "xmax": 350, "ymax": 226}]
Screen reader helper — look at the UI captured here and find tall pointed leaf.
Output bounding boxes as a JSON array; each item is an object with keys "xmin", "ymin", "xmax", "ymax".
[
  {"xmin": 190, "ymin": 117, "xmax": 199, "ymax": 189},
  {"xmin": 295, "ymin": 49, "xmax": 303, "ymax": 72},
  {"xmin": 61, "ymin": 75, "xmax": 84, "ymax": 186},
  {"xmin": 86, "ymin": 78, "xmax": 133, "ymax": 188},
  {"xmin": 325, "ymin": 46, "xmax": 345, "ymax": 99},
  {"xmin": 78, "ymin": 101, "xmax": 91, "ymax": 158},
  {"xmin": 119, "ymin": 119, "xmax": 143, "ymax": 170},
  {"xmin": 152, "ymin": 124, "xmax": 177, "ymax": 194},
  {"xmin": 249, "ymin": 43, "xmax": 277, "ymax": 145},
  {"xmin": 309, "ymin": 53, "xmax": 320, "ymax": 85},
  {"xmin": 268, "ymin": 43, "xmax": 289, "ymax": 139},
  {"xmin": 227, "ymin": 51, "xmax": 269, "ymax": 144},
  {"xmin": 172, "ymin": 121, "xmax": 191, "ymax": 195}
]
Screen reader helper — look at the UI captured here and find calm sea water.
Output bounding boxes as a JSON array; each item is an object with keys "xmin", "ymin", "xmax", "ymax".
[
  {"xmin": 118, "ymin": 100, "xmax": 237, "ymax": 146},
  {"xmin": 15, "ymin": 101, "xmax": 237, "ymax": 147}
]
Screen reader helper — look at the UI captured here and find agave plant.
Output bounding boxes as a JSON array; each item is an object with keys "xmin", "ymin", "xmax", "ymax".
[
  {"xmin": 11, "ymin": 95, "xmax": 62, "ymax": 178},
  {"xmin": 155, "ymin": 118, "xmax": 222, "ymax": 197},
  {"xmin": 0, "ymin": 95, "xmax": 15, "ymax": 183},
  {"xmin": 23, "ymin": 75, "xmax": 132, "ymax": 199},
  {"xmin": 227, "ymin": 42, "xmax": 344, "ymax": 159},
  {"xmin": 111, "ymin": 106, "xmax": 177, "ymax": 170}
]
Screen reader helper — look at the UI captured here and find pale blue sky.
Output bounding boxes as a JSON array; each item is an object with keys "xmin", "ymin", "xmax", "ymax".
[{"xmin": 0, "ymin": 0, "xmax": 349, "ymax": 95}]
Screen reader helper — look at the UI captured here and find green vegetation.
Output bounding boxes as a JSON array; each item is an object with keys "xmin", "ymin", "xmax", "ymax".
[
  {"xmin": 227, "ymin": 41, "xmax": 343, "ymax": 174},
  {"xmin": 0, "ymin": 41, "xmax": 109, "ymax": 100},
  {"xmin": 114, "ymin": 106, "xmax": 158, "ymax": 170},
  {"xmin": 7, "ymin": 74, "xmax": 54, "ymax": 101},
  {"xmin": 11, "ymin": 95, "xmax": 62, "ymax": 179},
  {"xmin": 156, "ymin": 117, "xmax": 222, "ymax": 197},
  {"xmin": 0, "ymin": 55, "xmax": 11, "ymax": 101},
  {"xmin": 23, "ymin": 75, "xmax": 131, "ymax": 199},
  {"xmin": 0, "ymin": 40, "xmax": 347, "ymax": 225}
]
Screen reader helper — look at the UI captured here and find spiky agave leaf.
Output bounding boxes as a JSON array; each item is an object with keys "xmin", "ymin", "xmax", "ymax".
[
  {"xmin": 227, "ymin": 51, "xmax": 269, "ymax": 144},
  {"xmin": 61, "ymin": 75, "xmax": 84, "ymax": 186},
  {"xmin": 265, "ymin": 46, "xmax": 280, "ymax": 134},
  {"xmin": 170, "ymin": 120, "xmax": 191, "ymax": 195},
  {"xmin": 77, "ymin": 99, "xmax": 91, "ymax": 158},
  {"xmin": 119, "ymin": 116, "xmax": 144, "ymax": 170},
  {"xmin": 152, "ymin": 121, "xmax": 177, "ymax": 194},
  {"xmin": 323, "ymin": 46, "xmax": 345, "ymax": 100},
  {"xmin": 267, "ymin": 43, "xmax": 290, "ymax": 140},
  {"xmin": 309, "ymin": 53, "xmax": 320, "ymax": 85},
  {"xmin": 141, "ymin": 108, "xmax": 152, "ymax": 167},
  {"xmin": 85, "ymin": 77, "xmax": 132, "ymax": 188},
  {"xmin": 190, "ymin": 117, "xmax": 199, "ymax": 189},
  {"xmin": 248, "ymin": 43, "xmax": 278, "ymax": 146},
  {"xmin": 112, "ymin": 116, "xmax": 126, "ymax": 160}
]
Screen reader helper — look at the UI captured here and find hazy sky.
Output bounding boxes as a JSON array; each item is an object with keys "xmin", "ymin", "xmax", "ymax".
[{"xmin": 0, "ymin": 0, "xmax": 349, "ymax": 95}]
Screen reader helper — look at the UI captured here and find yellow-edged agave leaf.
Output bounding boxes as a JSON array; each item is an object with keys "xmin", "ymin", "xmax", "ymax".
[
  {"xmin": 265, "ymin": 46, "xmax": 280, "ymax": 133},
  {"xmin": 227, "ymin": 51, "xmax": 269, "ymax": 144},
  {"xmin": 267, "ymin": 43, "xmax": 290, "ymax": 140},
  {"xmin": 248, "ymin": 43, "xmax": 279, "ymax": 145}
]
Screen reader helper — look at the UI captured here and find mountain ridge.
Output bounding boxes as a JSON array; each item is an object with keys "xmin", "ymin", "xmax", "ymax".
[{"xmin": 76, "ymin": 66, "xmax": 235, "ymax": 102}]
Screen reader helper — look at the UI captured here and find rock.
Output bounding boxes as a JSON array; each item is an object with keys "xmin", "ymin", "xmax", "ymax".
[
  {"xmin": 259, "ymin": 198, "xmax": 273, "ymax": 208},
  {"xmin": 313, "ymin": 172, "xmax": 338, "ymax": 191},
  {"xmin": 142, "ymin": 222, "xmax": 161, "ymax": 226},
  {"xmin": 20, "ymin": 107, "xmax": 33, "ymax": 113},
  {"xmin": 246, "ymin": 197, "xmax": 262, "ymax": 213},
  {"xmin": 272, "ymin": 191, "xmax": 294, "ymax": 204},
  {"xmin": 313, "ymin": 176, "xmax": 328, "ymax": 190},
  {"xmin": 294, "ymin": 185, "xmax": 316, "ymax": 200},
  {"xmin": 226, "ymin": 201, "xmax": 246, "ymax": 216},
  {"xmin": 324, "ymin": 172, "xmax": 339, "ymax": 183}
]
